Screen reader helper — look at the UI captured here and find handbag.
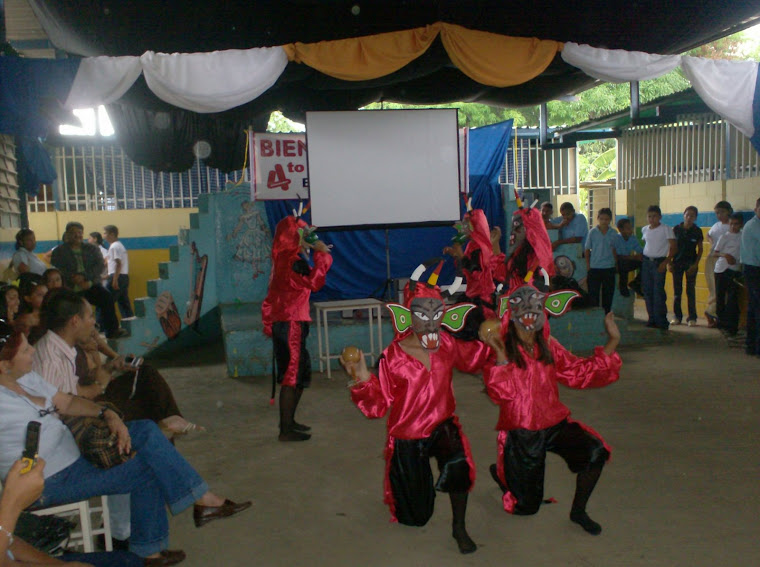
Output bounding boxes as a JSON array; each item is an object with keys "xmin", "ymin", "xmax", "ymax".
[
  {"xmin": 61, "ymin": 402, "xmax": 134, "ymax": 469},
  {"xmin": 14, "ymin": 511, "xmax": 74, "ymax": 554}
]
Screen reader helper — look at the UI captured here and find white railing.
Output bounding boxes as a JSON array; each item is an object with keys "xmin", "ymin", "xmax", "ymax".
[{"xmin": 27, "ymin": 145, "xmax": 247, "ymax": 212}]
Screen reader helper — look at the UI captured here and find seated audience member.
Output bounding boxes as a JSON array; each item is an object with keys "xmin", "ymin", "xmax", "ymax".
[
  {"xmin": 551, "ymin": 202, "xmax": 589, "ymax": 251},
  {"xmin": 0, "ymin": 330, "xmax": 251, "ymax": 564},
  {"xmin": 51, "ymin": 222, "xmax": 125, "ymax": 339},
  {"xmin": 613, "ymin": 218, "xmax": 643, "ymax": 297},
  {"xmin": 0, "ymin": 285, "xmax": 20, "ymax": 338},
  {"xmin": 712, "ymin": 213, "xmax": 744, "ymax": 337},
  {"xmin": 41, "ymin": 268, "xmax": 64, "ymax": 291},
  {"xmin": 12, "ymin": 229, "xmax": 48, "ymax": 277},
  {"xmin": 541, "ymin": 202, "xmax": 556, "ymax": 230},
  {"xmin": 0, "ymin": 455, "xmax": 142, "ymax": 566},
  {"xmin": 32, "ymin": 290, "xmax": 201, "ymax": 437},
  {"xmin": 12, "ymin": 277, "xmax": 47, "ymax": 344}
]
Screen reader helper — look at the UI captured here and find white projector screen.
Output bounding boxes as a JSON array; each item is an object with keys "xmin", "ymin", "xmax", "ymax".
[{"xmin": 306, "ymin": 109, "xmax": 461, "ymax": 229}]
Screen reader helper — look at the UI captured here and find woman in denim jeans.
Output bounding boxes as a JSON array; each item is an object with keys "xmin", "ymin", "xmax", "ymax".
[{"xmin": 0, "ymin": 331, "xmax": 250, "ymax": 566}]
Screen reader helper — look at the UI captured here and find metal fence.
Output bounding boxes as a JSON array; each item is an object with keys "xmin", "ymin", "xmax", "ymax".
[
  {"xmin": 27, "ymin": 144, "xmax": 247, "ymax": 212},
  {"xmin": 502, "ymin": 135, "xmax": 577, "ymax": 195},
  {"xmin": 617, "ymin": 113, "xmax": 760, "ymax": 190}
]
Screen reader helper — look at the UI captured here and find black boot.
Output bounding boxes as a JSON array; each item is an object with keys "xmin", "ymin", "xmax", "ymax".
[
  {"xmin": 570, "ymin": 464, "xmax": 603, "ymax": 535},
  {"xmin": 449, "ymin": 492, "xmax": 476, "ymax": 554},
  {"xmin": 291, "ymin": 386, "xmax": 311, "ymax": 432},
  {"xmin": 278, "ymin": 386, "xmax": 310, "ymax": 442}
]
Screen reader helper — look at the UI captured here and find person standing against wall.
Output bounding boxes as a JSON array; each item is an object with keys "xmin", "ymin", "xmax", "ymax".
[
  {"xmin": 741, "ymin": 198, "xmax": 760, "ymax": 357},
  {"xmin": 641, "ymin": 206, "xmax": 676, "ymax": 331},
  {"xmin": 705, "ymin": 201, "xmax": 732, "ymax": 327},
  {"xmin": 670, "ymin": 206, "xmax": 703, "ymax": 326},
  {"xmin": 103, "ymin": 225, "xmax": 134, "ymax": 319}
]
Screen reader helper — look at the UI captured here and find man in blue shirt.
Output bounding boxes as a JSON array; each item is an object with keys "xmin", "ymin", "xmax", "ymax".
[
  {"xmin": 551, "ymin": 202, "xmax": 589, "ymax": 250},
  {"xmin": 741, "ymin": 197, "xmax": 760, "ymax": 357}
]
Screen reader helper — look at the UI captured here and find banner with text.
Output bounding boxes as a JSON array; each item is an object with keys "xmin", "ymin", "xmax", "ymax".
[{"xmin": 250, "ymin": 132, "xmax": 309, "ymax": 200}]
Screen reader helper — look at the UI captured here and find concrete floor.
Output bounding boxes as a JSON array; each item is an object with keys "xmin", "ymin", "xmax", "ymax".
[{"xmin": 153, "ymin": 316, "xmax": 759, "ymax": 567}]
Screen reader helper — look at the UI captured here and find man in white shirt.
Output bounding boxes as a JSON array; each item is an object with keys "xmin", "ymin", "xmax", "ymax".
[
  {"xmin": 704, "ymin": 201, "xmax": 732, "ymax": 326},
  {"xmin": 641, "ymin": 205, "xmax": 676, "ymax": 330},
  {"xmin": 712, "ymin": 213, "xmax": 743, "ymax": 337},
  {"xmin": 104, "ymin": 225, "xmax": 134, "ymax": 319}
]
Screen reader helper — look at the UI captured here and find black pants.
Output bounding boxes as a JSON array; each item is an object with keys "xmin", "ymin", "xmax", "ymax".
[
  {"xmin": 107, "ymin": 274, "xmax": 134, "ymax": 318},
  {"xmin": 502, "ymin": 420, "xmax": 608, "ymax": 515},
  {"xmin": 745, "ymin": 265, "xmax": 760, "ymax": 355},
  {"xmin": 617, "ymin": 257, "xmax": 642, "ymax": 294},
  {"xmin": 587, "ymin": 268, "xmax": 616, "ymax": 314},
  {"xmin": 715, "ymin": 270, "xmax": 740, "ymax": 335},
  {"xmin": 80, "ymin": 284, "xmax": 119, "ymax": 337},
  {"xmin": 671, "ymin": 263, "xmax": 697, "ymax": 322},
  {"xmin": 390, "ymin": 418, "xmax": 472, "ymax": 526},
  {"xmin": 272, "ymin": 321, "xmax": 311, "ymax": 388}
]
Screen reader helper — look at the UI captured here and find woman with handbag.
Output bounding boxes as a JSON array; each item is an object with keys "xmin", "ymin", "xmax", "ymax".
[{"xmin": 0, "ymin": 331, "xmax": 251, "ymax": 566}]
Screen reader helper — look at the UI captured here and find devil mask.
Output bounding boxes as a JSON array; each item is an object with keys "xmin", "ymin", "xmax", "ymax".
[
  {"xmin": 409, "ymin": 296, "xmax": 445, "ymax": 350},
  {"xmin": 507, "ymin": 213, "xmax": 526, "ymax": 257},
  {"xmin": 506, "ymin": 285, "xmax": 547, "ymax": 332}
]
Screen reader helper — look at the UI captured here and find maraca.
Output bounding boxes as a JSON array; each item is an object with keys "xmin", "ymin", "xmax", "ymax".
[
  {"xmin": 478, "ymin": 319, "xmax": 502, "ymax": 342},
  {"xmin": 341, "ymin": 345, "xmax": 361, "ymax": 363}
]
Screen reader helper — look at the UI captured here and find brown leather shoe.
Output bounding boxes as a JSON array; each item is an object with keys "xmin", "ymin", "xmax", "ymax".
[
  {"xmin": 193, "ymin": 499, "xmax": 252, "ymax": 528},
  {"xmin": 144, "ymin": 549, "xmax": 186, "ymax": 567}
]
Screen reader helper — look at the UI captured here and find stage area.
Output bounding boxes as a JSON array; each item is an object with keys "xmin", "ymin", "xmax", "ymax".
[{"xmin": 152, "ymin": 319, "xmax": 758, "ymax": 567}]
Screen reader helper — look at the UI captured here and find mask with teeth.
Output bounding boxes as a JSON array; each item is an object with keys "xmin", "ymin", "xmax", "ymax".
[
  {"xmin": 507, "ymin": 285, "xmax": 547, "ymax": 333},
  {"xmin": 410, "ymin": 297, "xmax": 445, "ymax": 351}
]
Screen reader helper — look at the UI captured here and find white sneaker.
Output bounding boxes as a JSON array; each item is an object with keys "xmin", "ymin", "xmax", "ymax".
[
  {"xmin": 669, "ymin": 319, "xmax": 681, "ymax": 326},
  {"xmin": 687, "ymin": 320, "xmax": 696, "ymax": 327}
]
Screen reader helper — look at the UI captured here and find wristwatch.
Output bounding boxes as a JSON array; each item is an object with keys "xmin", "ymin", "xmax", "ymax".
[{"xmin": 97, "ymin": 406, "xmax": 109, "ymax": 420}]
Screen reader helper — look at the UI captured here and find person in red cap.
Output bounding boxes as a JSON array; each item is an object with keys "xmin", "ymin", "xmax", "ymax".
[
  {"xmin": 262, "ymin": 212, "xmax": 332, "ymax": 442},
  {"xmin": 482, "ymin": 282, "xmax": 621, "ymax": 535},
  {"xmin": 341, "ymin": 262, "xmax": 493, "ymax": 554}
]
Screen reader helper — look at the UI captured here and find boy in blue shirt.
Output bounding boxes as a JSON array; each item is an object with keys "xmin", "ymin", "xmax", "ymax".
[
  {"xmin": 614, "ymin": 218, "xmax": 643, "ymax": 297},
  {"xmin": 585, "ymin": 208, "xmax": 618, "ymax": 313}
]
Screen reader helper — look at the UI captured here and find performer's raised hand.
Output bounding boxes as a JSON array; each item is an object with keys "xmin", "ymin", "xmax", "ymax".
[
  {"xmin": 312, "ymin": 240, "xmax": 331, "ymax": 254},
  {"xmin": 602, "ymin": 312, "xmax": 621, "ymax": 354},
  {"xmin": 443, "ymin": 242, "xmax": 463, "ymax": 260},
  {"xmin": 340, "ymin": 346, "xmax": 370, "ymax": 386}
]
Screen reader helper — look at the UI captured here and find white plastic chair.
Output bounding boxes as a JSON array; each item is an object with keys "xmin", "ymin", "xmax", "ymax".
[{"xmin": 32, "ymin": 496, "xmax": 112, "ymax": 552}]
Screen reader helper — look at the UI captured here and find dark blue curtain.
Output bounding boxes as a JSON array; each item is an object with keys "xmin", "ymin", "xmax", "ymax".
[
  {"xmin": 265, "ymin": 120, "xmax": 513, "ymax": 300},
  {"xmin": 0, "ymin": 57, "xmax": 80, "ymax": 196},
  {"xmin": 751, "ymin": 70, "xmax": 760, "ymax": 156}
]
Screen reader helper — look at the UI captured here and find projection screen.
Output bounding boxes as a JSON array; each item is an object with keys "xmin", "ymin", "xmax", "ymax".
[{"xmin": 306, "ymin": 109, "xmax": 461, "ymax": 229}]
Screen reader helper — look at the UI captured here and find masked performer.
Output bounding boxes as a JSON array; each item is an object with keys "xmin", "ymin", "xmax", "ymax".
[
  {"xmin": 262, "ymin": 206, "xmax": 332, "ymax": 442},
  {"xmin": 482, "ymin": 281, "xmax": 621, "ymax": 535},
  {"xmin": 504, "ymin": 194, "xmax": 555, "ymax": 291},
  {"xmin": 443, "ymin": 204, "xmax": 502, "ymax": 338},
  {"xmin": 341, "ymin": 263, "xmax": 493, "ymax": 554}
]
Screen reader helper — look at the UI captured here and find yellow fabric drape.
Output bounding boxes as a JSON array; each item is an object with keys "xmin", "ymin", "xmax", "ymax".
[
  {"xmin": 282, "ymin": 22, "xmax": 563, "ymax": 88},
  {"xmin": 282, "ymin": 24, "xmax": 441, "ymax": 81},
  {"xmin": 440, "ymin": 23, "xmax": 562, "ymax": 87}
]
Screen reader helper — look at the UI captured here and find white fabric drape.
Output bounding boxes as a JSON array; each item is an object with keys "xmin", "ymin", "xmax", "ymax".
[
  {"xmin": 561, "ymin": 42, "xmax": 681, "ymax": 83},
  {"xmin": 64, "ymin": 47, "xmax": 288, "ymax": 113},
  {"xmin": 140, "ymin": 47, "xmax": 288, "ymax": 113},
  {"xmin": 681, "ymin": 57, "xmax": 758, "ymax": 138},
  {"xmin": 65, "ymin": 56, "xmax": 142, "ymax": 109}
]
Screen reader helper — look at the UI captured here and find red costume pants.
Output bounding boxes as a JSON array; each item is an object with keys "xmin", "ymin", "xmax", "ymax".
[{"xmin": 272, "ymin": 321, "xmax": 311, "ymax": 388}]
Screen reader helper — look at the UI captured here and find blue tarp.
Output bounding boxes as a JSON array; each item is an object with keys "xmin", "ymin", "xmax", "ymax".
[
  {"xmin": 265, "ymin": 120, "xmax": 513, "ymax": 300},
  {"xmin": 0, "ymin": 57, "xmax": 80, "ymax": 196}
]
